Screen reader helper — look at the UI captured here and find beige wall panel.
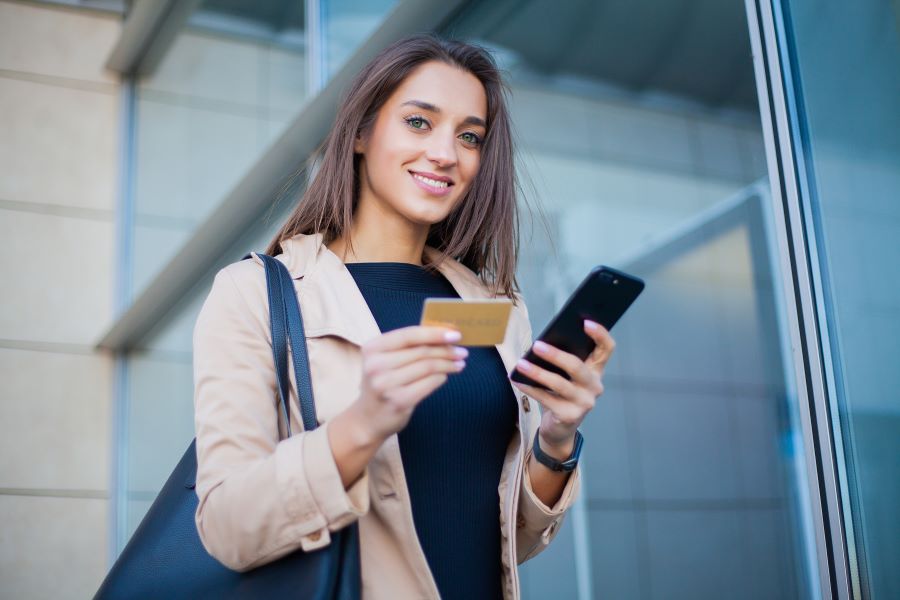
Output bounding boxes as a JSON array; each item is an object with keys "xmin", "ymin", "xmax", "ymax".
[
  {"xmin": 0, "ymin": 348, "xmax": 111, "ymax": 491},
  {"xmin": 0, "ymin": 495, "xmax": 107, "ymax": 599},
  {"xmin": 0, "ymin": 1, "xmax": 120, "ymax": 85},
  {"xmin": 0, "ymin": 77, "xmax": 117, "ymax": 212},
  {"xmin": 0, "ymin": 210, "xmax": 113, "ymax": 345}
]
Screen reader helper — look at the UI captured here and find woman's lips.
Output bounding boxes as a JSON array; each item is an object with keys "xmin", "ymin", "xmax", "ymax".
[{"xmin": 409, "ymin": 171, "xmax": 453, "ymax": 197}]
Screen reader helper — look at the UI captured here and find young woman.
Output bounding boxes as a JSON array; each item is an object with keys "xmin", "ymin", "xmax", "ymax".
[{"xmin": 192, "ymin": 34, "xmax": 614, "ymax": 600}]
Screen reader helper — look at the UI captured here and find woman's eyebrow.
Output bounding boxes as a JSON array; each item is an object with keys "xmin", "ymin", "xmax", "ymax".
[{"xmin": 400, "ymin": 99, "xmax": 486, "ymax": 128}]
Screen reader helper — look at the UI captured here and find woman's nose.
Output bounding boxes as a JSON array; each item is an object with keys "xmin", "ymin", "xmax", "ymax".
[{"xmin": 425, "ymin": 132, "xmax": 457, "ymax": 168}]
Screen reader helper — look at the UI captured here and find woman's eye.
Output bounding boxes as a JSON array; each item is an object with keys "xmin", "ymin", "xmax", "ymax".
[
  {"xmin": 460, "ymin": 132, "xmax": 482, "ymax": 145},
  {"xmin": 406, "ymin": 117, "xmax": 427, "ymax": 129}
]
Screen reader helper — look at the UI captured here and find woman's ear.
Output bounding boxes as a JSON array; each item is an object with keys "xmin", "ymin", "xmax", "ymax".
[{"xmin": 354, "ymin": 131, "xmax": 366, "ymax": 154}]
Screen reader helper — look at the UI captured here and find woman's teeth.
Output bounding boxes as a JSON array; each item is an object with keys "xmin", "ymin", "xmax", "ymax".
[{"xmin": 412, "ymin": 173, "xmax": 449, "ymax": 188}]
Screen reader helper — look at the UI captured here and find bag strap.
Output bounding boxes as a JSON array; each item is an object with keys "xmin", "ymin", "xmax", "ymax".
[
  {"xmin": 258, "ymin": 253, "xmax": 292, "ymax": 438},
  {"xmin": 247, "ymin": 253, "xmax": 319, "ymax": 437},
  {"xmin": 271, "ymin": 255, "xmax": 319, "ymax": 432}
]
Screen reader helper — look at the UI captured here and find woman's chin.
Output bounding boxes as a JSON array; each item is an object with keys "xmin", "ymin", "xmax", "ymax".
[{"xmin": 401, "ymin": 203, "xmax": 453, "ymax": 226}]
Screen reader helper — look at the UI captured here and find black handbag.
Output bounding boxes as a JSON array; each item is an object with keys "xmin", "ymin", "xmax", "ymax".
[{"xmin": 94, "ymin": 254, "xmax": 361, "ymax": 600}]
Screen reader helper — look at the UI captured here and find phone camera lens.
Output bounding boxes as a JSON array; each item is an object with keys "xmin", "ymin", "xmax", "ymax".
[{"xmin": 613, "ymin": 279, "xmax": 619, "ymax": 285}]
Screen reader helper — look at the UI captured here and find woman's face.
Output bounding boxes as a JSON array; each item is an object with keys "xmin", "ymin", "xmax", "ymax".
[{"xmin": 354, "ymin": 60, "xmax": 488, "ymax": 229}]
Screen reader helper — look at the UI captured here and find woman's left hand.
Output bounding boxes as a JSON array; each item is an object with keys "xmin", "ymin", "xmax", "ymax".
[{"xmin": 511, "ymin": 319, "xmax": 615, "ymax": 455}]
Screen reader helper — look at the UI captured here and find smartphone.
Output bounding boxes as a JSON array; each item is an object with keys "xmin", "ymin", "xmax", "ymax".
[{"xmin": 510, "ymin": 266, "xmax": 645, "ymax": 391}]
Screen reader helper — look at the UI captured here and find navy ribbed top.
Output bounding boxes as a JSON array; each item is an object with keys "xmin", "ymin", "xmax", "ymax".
[{"xmin": 345, "ymin": 262, "xmax": 517, "ymax": 600}]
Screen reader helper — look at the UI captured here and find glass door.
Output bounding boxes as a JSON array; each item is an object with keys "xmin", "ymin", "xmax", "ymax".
[{"xmin": 444, "ymin": 0, "xmax": 823, "ymax": 597}]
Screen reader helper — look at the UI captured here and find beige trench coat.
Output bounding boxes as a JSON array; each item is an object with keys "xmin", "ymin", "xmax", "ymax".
[{"xmin": 192, "ymin": 232, "xmax": 581, "ymax": 599}]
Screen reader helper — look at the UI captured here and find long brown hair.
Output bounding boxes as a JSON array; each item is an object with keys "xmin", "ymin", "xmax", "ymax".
[{"xmin": 266, "ymin": 34, "xmax": 522, "ymax": 301}]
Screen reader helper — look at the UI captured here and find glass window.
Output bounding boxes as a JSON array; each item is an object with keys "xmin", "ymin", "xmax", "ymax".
[
  {"xmin": 444, "ymin": 0, "xmax": 820, "ymax": 597},
  {"xmin": 128, "ymin": 0, "xmax": 399, "ymax": 302},
  {"xmin": 323, "ymin": 0, "xmax": 397, "ymax": 77},
  {"xmin": 781, "ymin": 1, "xmax": 900, "ymax": 597},
  {"xmin": 130, "ymin": 0, "xmax": 309, "ymax": 300}
]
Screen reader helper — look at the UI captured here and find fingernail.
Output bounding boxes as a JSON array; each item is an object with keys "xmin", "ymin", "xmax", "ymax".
[
  {"xmin": 444, "ymin": 330, "xmax": 462, "ymax": 342},
  {"xmin": 454, "ymin": 360, "xmax": 466, "ymax": 370},
  {"xmin": 584, "ymin": 319, "xmax": 600, "ymax": 330},
  {"xmin": 533, "ymin": 340, "xmax": 550, "ymax": 353},
  {"xmin": 517, "ymin": 359, "xmax": 531, "ymax": 371},
  {"xmin": 453, "ymin": 346, "xmax": 469, "ymax": 358}
]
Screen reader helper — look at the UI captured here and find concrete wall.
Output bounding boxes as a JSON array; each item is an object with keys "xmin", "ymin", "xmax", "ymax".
[{"xmin": 0, "ymin": 2, "xmax": 120, "ymax": 597}]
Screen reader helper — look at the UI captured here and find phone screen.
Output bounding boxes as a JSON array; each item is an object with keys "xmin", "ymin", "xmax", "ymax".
[{"xmin": 510, "ymin": 266, "xmax": 644, "ymax": 391}]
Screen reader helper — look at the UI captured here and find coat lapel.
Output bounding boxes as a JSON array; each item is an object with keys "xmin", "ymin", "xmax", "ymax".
[
  {"xmin": 276, "ymin": 231, "xmax": 529, "ymax": 425},
  {"xmin": 278, "ymin": 233, "xmax": 526, "ymax": 368}
]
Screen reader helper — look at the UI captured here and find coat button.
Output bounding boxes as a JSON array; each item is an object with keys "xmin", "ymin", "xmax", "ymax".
[
  {"xmin": 520, "ymin": 394, "xmax": 531, "ymax": 412},
  {"xmin": 308, "ymin": 530, "xmax": 321, "ymax": 542}
]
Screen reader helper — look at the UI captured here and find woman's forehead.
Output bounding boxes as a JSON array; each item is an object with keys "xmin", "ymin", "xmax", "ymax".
[{"xmin": 388, "ymin": 61, "xmax": 487, "ymax": 121}]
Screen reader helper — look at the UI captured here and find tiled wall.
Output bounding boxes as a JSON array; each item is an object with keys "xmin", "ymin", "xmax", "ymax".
[{"xmin": 0, "ymin": 2, "xmax": 120, "ymax": 597}]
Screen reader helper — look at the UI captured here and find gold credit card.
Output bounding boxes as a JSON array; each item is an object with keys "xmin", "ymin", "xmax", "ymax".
[{"xmin": 419, "ymin": 298, "xmax": 513, "ymax": 346}]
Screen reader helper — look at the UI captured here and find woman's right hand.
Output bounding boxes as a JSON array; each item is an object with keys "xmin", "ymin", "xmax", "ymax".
[
  {"xmin": 327, "ymin": 326, "xmax": 467, "ymax": 488},
  {"xmin": 355, "ymin": 325, "xmax": 467, "ymax": 442}
]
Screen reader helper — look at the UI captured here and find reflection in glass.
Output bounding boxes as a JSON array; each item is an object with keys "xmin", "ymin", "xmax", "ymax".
[
  {"xmin": 783, "ymin": 1, "xmax": 900, "ymax": 597},
  {"xmin": 446, "ymin": 0, "xmax": 819, "ymax": 597},
  {"xmin": 323, "ymin": 0, "xmax": 397, "ymax": 78},
  {"xmin": 130, "ymin": 0, "xmax": 308, "ymax": 300}
]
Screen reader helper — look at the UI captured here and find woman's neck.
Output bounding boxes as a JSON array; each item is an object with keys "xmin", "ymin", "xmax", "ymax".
[{"xmin": 327, "ymin": 228, "xmax": 428, "ymax": 265}]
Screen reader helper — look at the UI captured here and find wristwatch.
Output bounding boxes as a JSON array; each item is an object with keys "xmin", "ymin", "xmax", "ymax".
[{"xmin": 532, "ymin": 429, "xmax": 583, "ymax": 472}]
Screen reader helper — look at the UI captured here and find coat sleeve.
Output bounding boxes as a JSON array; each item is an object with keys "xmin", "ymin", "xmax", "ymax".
[
  {"xmin": 511, "ymin": 294, "xmax": 582, "ymax": 564},
  {"xmin": 192, "ymin": 265, "xmax": 369, "ymax": 572}
]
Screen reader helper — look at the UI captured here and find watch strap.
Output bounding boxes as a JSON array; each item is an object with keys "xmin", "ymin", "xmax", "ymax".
[{"xmin": 532, "ymin": 429, "xmax": 583, "ymax": 472}]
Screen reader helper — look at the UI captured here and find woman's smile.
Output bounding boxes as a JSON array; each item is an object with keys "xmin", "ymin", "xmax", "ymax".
[{"xmin": 409, "ymin": 169, "xmax": 455, "ymax": 196}]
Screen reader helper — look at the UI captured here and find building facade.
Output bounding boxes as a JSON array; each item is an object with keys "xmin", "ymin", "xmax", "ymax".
[{"xmin": 0, "ymin": 0, "xmax": 897, "ymax": 598}]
